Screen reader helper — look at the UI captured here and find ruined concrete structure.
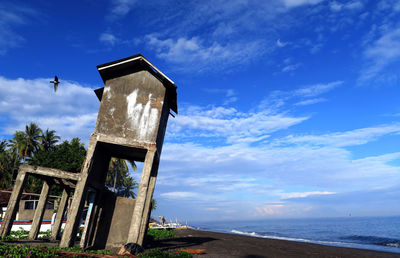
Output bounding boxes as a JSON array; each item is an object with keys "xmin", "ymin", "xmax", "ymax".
[{"xmin": 0, "ymin": 54, "xmax": 177, "ymax": 249}]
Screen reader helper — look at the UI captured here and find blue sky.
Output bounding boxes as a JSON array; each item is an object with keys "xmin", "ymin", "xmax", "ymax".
[{"xmin": 1, "ymin": 0, "xmax": 400, "ymax": 222}]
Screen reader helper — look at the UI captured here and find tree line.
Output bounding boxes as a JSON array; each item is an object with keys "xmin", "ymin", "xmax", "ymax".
[{"xmin": 0, "ymin": 123, "xmax": 138, "ymax": 198}]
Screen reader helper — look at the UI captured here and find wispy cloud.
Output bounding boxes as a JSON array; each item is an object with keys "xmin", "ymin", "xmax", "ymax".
[
  {"xmin": 329, "ymin": 1, "xmax": 363, "ymax": 12},
  {"xmin": 282, "ymin": 63, "xmax": 301, "ymax": 72},
  {"xmin": 259, "ymin": 81, "xmax": 342, "ymax": 109},
  {"xmin": 106, "ymin": 0, "xmax": 137, "ymax": 21},
  {"xmin": 0, "ymin": 4, "xmax": 36, "ymax": 54},
  {"xmin": 145, "ymin": 35, "xmax": 266, "ymax": 72},
  {"xmin": 281, "ymin": 0, "xmax": 324, "ymax": 8},
  {"xmin": 203, "ymin": 88, "xmax": 238, "ymax": 105},
  {"xmin": 281, "ymin": 124, "xmax": 400, "ymax": 147},
  {"xmin": 160, "ymin": 192, "xmax": 200, "ymax": 199},
  {"xmin": 276, "ymin": 39, "xmax": 288, "ymax": 47},
  {"xmin": 360, "ymin": 27, "xmax": 400, "ymax": 83},
  {"xmin": 294, "ymin": 81, "xmax": 343, "ymax": 97},
  {"xmin": 99, "ymin": 32, "xmax": 118, "ymax": 46},
  {"xmin": 281, "ymin": 191, "xmax": 335, "ymax": 199},
  {"xmin": 168, "ymin": 105, "xmax": 308, "ymax": 144},
  {"xmin": 294, "ymin": 97, "xmax": 326, "ymax": 106}
]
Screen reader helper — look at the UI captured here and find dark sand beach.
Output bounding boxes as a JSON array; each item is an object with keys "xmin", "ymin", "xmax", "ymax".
[{"xmin": 146, "ymin": 229, "xmax": 400, "ymax": 258}]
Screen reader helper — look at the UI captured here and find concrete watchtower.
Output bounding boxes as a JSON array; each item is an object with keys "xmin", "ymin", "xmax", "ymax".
[{"xmin": 60, "ymin": 54, "xmax": 177, "ymax": 248}]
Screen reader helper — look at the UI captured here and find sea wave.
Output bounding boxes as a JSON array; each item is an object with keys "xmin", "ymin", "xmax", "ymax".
[
  {"xmin": 340, "ymin": 235, "xmax": 400, "ymax": 248},
  {"xmin": 230, "ymin": 229, "xmax": 400, "ymax": 251},
  {"xmin": 230, "ymin": 229, "xmax": 311, "ymax": 243}
]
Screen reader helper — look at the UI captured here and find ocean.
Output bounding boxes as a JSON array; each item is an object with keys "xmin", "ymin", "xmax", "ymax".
[{"xmin": 191, "ymin": 216, "xmax": 400, "ymax": 254}]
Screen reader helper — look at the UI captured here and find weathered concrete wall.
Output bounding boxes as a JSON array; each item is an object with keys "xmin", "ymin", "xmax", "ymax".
[
  {"xmin": 18, "ymin": 201, "xmax": 54, "ymax": 221},
  {"xmin": 106, "ymin": 197, "xmax": 136, "ymax": 248},
  {"xmin": 94, "ymin": 70, "xmax": 166, "ymax": 145}
]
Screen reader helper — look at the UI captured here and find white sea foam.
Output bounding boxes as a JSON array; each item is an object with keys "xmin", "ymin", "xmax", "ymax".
[
  {"xmin": 230, "ymin": 229, "xmax": 311, "ymax": 243},
  {"xmin": 229, "ymin": 229, "xmax": 400, "ymax": 254}
]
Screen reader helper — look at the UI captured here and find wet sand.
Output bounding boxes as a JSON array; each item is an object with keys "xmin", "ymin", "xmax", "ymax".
[{"xmin": 146, "ymin": 229, "xmax": 400, "ymax": 258}]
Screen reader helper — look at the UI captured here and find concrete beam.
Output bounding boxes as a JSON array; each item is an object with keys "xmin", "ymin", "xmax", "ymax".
[
  {"xmin": 96, "ymin": 133, "xmax": 156, "ymax": 152},
  {"xmin": 29, "ymin": 180, "xmax": 52, "ymax": 240},
  {"xmin": 20, "ymin": 165, "xmax": 80, "ymax": 181},
  {"xmin": 0, "ymin": 171, "xmax": 27, "ymax": 236}
]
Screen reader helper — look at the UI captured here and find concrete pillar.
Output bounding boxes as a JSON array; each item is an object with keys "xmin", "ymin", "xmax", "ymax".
[
  {"xmin": 0, "ymin": 171, "xmax": 27, "ymax": 236},
  {"xmin": 51, "ymin": 188, "xmax": 69, "ymax": 240},
  {"xmin": 60, "ymin": 137, "xmax": 96, "ymax": 248},
  {"xmin": 80, "ymin": 190, "xmax": 96, "ymax": 247},
  {"xmin": 127, "ymin": 149, "xmax": 156, "ymax": 245},
  {"xmin": 59, "ymin": 176, "xmax": 88, "ymax": 247},
  {"xmin": 138, "ymin": 156, "xmax": 160, "ymax": 245},
  {"xmin": 81, "ymin": 190, "xmax": 103, "ymax": 249},
  {"xmin": 29, "ymin": 180, "xmax": 52, "ymax": 240}
]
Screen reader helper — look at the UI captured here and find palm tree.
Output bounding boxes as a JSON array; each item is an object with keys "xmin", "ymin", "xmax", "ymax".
[
  {"xmin": 0, "ymin": 139, "xmax": 18, "ymax": 189},
  {"xmin": 118, "ymin": 176, "xmax": 138, "ymax": 198},
  {"xmin": 0, "ymin": 139, "xmax": 7, "ymax": 152},
  {"xmin": 9, "ymin": 123, "xmax": 42, "ymax": 163},
  {"xmin": 9, "ymin": 131, "xmax": 27, "ymax": 160},
  {"xmin": 40, "ymin": 129, "xmax": 60, "ymax": 151},
  {"xmin": 106, "ymin": 158, "xmax": 137, "ymax": 196},
  {"xmin": 23, "ymin": 123, "xmax": 42, "ymax": 161}
]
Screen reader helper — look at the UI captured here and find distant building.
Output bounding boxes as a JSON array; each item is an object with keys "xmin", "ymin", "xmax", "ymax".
[{"xmin": 0, "ymin": 190, "xmax": 56, "ymax": 221}]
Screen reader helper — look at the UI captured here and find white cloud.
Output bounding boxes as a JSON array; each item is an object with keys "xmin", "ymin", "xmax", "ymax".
[
  {"xmin": 255, "ymin": 204, "xmax": 285, "ymax": 215},
  {"xmin": 281, "ymin": 0, "xmax": 323, "ymax": 8},
  {"xmin": 276, "ymin": 39, "xmax": 288, "ymax": 47},
  {"xmin": 0, "ymin": 4, "xmax": 36, "ymax": 54},
  {"xmin": 294, "ymin": 98, "xmax": 326, "ymax": 106},
  {"xmin": 154, "ymin": 132, "xmax": 400, "ymax": 220},
  {"xmin": 160, "ymin": 192, "xmax": 200, "ymax": 199},
  {"xmin": 282, "ymin": 63, "xmax": 301, "ymax": 72},
  {"xmin": 168, "ymin": 105, "xmax": 308, "ymax": 144},
  {"xmin": 0, "ymin": 76, "xmax": 98, "ymax": 143},
  {"xmin": 281, "ymin": 191, "xmax": 335, "ymax": 199},
  {"xmin": 281, "ymin": 124, "xmax": 400, "ymax": 147},
  {"xmin": 145, "ymin": 35, "xmax": 266, "ymax": 72},
  {"xmin": 107, "ymin": 0, "xmax": 137, "ymax": 20},
  {"xmin": 360, "ymin": 27, "xmax": 400, "ymax": 82},
  {"xmin": 99, "ymin": 33, "xmax": 118, "ymax": 46},
  {"xmin": 330, "ymin": 1, "xmax": 363, "ymax": 12},
  {"xmin": 293, "ymin": 81, "xmax": 343, "ymax": 97},
  {"xmin": 259, "ymin": 81, "xmax": 342, "ymax": 110}
]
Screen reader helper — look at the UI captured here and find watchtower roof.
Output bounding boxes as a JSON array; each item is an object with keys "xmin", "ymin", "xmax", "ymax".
[{"xmin": 95, "ymin": 53, "xmax": 178, "ymax": 114}]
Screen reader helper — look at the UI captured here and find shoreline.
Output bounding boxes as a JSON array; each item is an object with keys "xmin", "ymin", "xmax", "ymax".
[
  {"xmin": 196, "ymin": 227, "xmax": 400, "ymax": 255},
  {"xmin": 147, "ymin": 228, "xmax": 400, "ymax": 257}
]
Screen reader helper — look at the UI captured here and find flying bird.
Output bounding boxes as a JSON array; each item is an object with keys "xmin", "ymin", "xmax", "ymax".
[{"xmin": 50, "ymin": 75, "xmax": 59, "ymax": 92}]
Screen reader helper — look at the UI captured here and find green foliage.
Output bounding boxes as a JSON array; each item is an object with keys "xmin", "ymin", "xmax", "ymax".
[
  {"xmin": 9, "ymin": 123, "xmax": 43, "ymax": 163},
  {"xmin": 138, "ymin": 249, "xmax": 192, "ymax": 258},
  {"xmin": 40, "ymin": 129, "xmax": 61, "ymax": 151},
  {"xmin": 0, "ymin": 141, "xmax": 18, "ymax": 189},
  {"xmin": 28, "ymin": 137, "xmax": 86, "ymax": 193},
  {"xmin": 38, "ymin": 230, "xmax": 52, "ymax": 240},
  {"xmin": 2, "ymin": 123, "xmax": 141, "ymax": 199},
  {"xmin": 147, "ymin": 228, "xmax": 177, "ymax": 241},
  {"xmin": 29, "ymin": 138, "xmax": 86, "ymax": 173},
  {"xmin": 151, "ymin": 199, "xmax": 158, "ymax": 211},
  {"xmin": 9, "ymin": 229, "xmax": 29, "ymax": 239},
  {"xmin": 0, "ymin": 124, "xmax": 63, "ymax": 191},
  {"xmin": 0, "ymin": 242, "xmax": 112, "ymax": 257},
  {"xmin": 0, "ymin": 244, "xmax": 58, "ymax": 257},
  {"xmin": 0, "ymin": 229, "xmax": 51, "ymax": 241}
]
